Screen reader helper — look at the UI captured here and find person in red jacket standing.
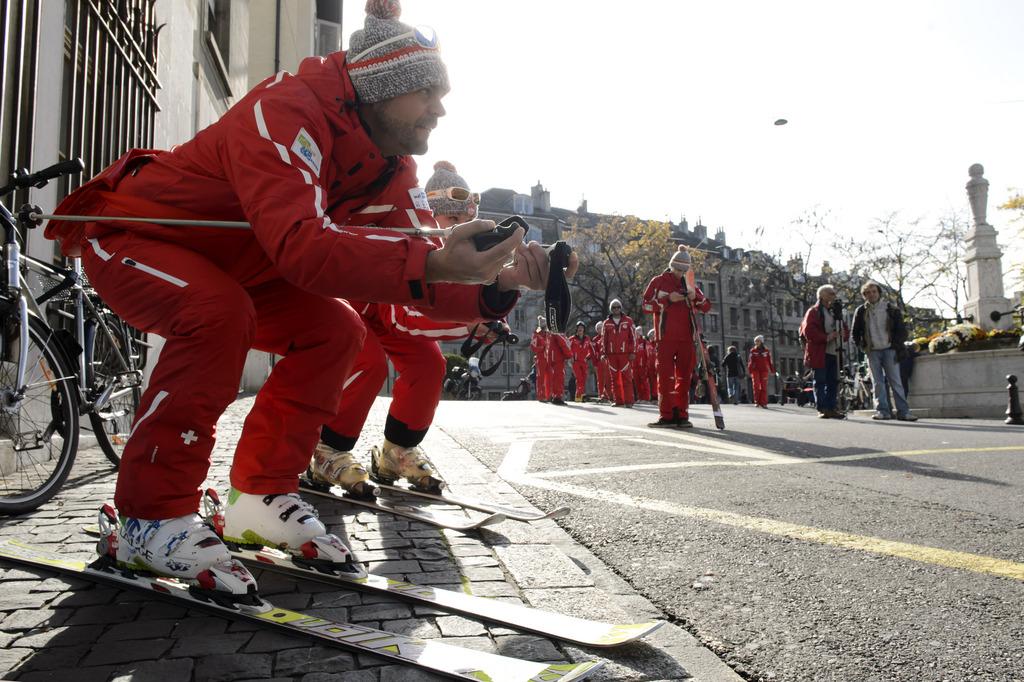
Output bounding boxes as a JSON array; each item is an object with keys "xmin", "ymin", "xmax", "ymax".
[
  {"xmin": 633, "ymin": 326, "xmax": 652, "ymax": 402},
  {"xmin": 602, "ymin": 299, "xmax": 636, "ymax": 407},
  {"xmin": 645, "ymin": 329, "xmax": 659, "ymax": 399},
  {"xmin": 311, "ymin": 161, "xmax": 499, "ymax": 495},
  {"xmin": 568, "ymin": 322, "xmax": 593, "ymax": 402},
  {"xmin": 531, "ymin": 316, "xmax": 552, "ymax": 402},
  {"xmin": 547, "ymin": 332, "xmax": 573, "ymax": 405},
  {"xmin": 642, "ymin": 247, "xmax": 712, "ymax": 428},
  {"xmin": 747, "ymin": 335, "xmax": 776, "ymax": 408},
  {"xmin": 42, "ymin": 0, "xmax": 560, "ymax": 590}
]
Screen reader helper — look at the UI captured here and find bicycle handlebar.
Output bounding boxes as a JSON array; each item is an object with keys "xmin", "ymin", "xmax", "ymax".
[{"xmin": 1, "ymin": 158, "xmax": 84, "ymax": 197}]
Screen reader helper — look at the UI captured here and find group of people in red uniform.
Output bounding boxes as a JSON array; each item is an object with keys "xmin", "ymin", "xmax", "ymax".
[
  {"xmin": 530, "ymin": 312, "xmax": 659, "ymax": 407},
  {"xmin": 530, "ymin": 246, "xmax": 719, "ymax": 429}
]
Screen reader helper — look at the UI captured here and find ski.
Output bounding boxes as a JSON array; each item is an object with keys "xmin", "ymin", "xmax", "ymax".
[
  {"xmin": 375, "ymin": 483, "xmax": 571, "ymax": 523},
  {"xmin": 685, "ymin": 268, "xmax": 725, "ymax": 430},
  {"xmin": 79, "ymin": 524, "xmax": 663, "ymax": 647},
  {"xmin": 0, "ymin": 538, "xmax": 602, "ymax": 682},
  {"xmin": 299, "ymin": 478, "xmax": 507, "ymax": 531}
]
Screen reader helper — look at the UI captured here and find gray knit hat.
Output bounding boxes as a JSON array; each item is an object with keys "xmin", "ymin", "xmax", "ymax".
[
  {"xmin": 425, "ymin": 161, "xmax": 476, "ymax": 217},
  {"xmin": 669, "ymin": 246, "xmax": 691, "ymax": 270},
  {"xmin": 347, "ymin": 0, "xmax": 450, "ymax": 104}
]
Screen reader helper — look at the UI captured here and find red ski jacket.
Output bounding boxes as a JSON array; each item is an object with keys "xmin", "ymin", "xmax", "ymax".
[
  {"xmin": 799, "ymin": 302, "xmax": 849, "ymax": 369},
  {"xmin": 530, "ymin": 330, "xmax": 550, "ymax": 364},
  {"xmin": 45, "ymin": 51, "xmax": 512, "ymax": 322},
  {"xmin": 634, "ymin": 337, "xmax": 649, "ymax": 373},
  {"xmin": 591, "ymin": 334, "xmax": 604, "ymax": 362},
  {"xmin": 547, "ymin": 334, "xmax": 572, "ymax": 365},
  {"xmin": 642, "ymin": 271, "xmax": 711, "ymax": 342},
  {"xmin": 569, "ymin": 335, "xmax": 592, "ymax": 364},
  {"xmin": 645, "ymin": 338, "xmax": 658, "ymax": 368},
  {"xmin": 601, "ymin": 315, "xmax": 636, "ymax": 355},
  {"xmin": 747, "ymin": 346, "xmax": 776, "ymax": 375}
]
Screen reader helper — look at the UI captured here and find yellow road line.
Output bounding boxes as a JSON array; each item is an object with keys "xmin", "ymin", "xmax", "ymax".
[
  {"xmin": 534, "ymin": 445, "xmax": 1024, "ymax": 479},
  {"xmin": 500, "ymin": 442, "xmax": 1024, "ymax": 582}
]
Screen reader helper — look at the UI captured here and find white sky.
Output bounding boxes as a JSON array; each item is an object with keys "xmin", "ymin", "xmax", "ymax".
[{"xmin": 342, "ymin": 0, "xmax": 1024, "ymax": 298}]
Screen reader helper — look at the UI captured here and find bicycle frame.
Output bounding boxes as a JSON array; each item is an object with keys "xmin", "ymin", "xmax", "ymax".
[
  {"xmin": 21, "ymin": 254, "xmax": 140, "ymax": 415},
  {"xmin": 0, "ymin": 202, "xmax": 33, "ymax": 413}
]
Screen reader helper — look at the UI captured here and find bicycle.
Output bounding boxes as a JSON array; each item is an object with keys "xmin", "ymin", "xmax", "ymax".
[
  {"xmin": 0, "ymin": 159, "xmax": 83, "ymax": 513},
  {"xmin": 0, "ymin": 158, "xmax": 143, "ymax": 514}
]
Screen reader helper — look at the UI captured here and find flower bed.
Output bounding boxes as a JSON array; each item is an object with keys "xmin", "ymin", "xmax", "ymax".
[{"xmin": 915, "ymin": 325, "xmax": 1022, "ymax": 354}]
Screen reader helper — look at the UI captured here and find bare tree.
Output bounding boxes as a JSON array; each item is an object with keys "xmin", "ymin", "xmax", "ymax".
[
  {"xmin": 834, "ymin": 211, "xmax": 943, "ymax": 311},
  {"xmin": 566, "ymin": 216, "xmax": 679, "ymax": 328}
]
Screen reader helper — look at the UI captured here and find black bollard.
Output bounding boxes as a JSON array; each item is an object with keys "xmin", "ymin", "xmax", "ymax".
[{"xmin": 1006, "ymin": 375, "xmax": 1024, "ymax": 426}]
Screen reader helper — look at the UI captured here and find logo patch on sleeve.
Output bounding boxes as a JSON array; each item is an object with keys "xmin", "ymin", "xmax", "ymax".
[
  {"xmin": 291, "ymin": 128, "xmax": 322, "ymax": 175},
  {"xmin": 409, "ymin": 187, "xmax": 431, "ymax": 211}
]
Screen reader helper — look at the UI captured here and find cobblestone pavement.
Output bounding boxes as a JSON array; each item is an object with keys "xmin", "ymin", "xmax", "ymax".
[{"xmin": 0, "ymin": 396, "xmax": 740, "ymax": 682}]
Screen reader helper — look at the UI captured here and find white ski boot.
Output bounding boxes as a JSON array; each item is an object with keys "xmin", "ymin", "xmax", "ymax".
[
  {"xmin": 307, "ymin": 443, "xmax": 376, "ymax": 499},
  {"xmin": 216, "ymin": 488, "xmax": 365, "ymax": 578},
  {"xmin": 97, "ymin": 504, "xmax": 259, "ymax": 604},
  {"xmin": 371, "ymin": 440, "xmax": 446, "ymax": 494}
]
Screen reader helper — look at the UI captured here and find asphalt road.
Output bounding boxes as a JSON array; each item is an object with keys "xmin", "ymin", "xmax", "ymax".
[{"xmin": 432, "ymin": 399, "xmax": 1024, "ymax": 682}]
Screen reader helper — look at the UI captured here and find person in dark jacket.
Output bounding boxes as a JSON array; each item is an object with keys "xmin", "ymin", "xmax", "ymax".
[
  {"xmin": 852, "ymin": 281, "xmax": 918, "ymax": 421},
  {"xmin": 722, "ymin": 346, "xmax": 745, "ymax": 405}
]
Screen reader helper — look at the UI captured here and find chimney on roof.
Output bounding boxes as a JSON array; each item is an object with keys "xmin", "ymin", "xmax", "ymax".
[
  {"xmin": 715, "ymin": 227, "xmax": 726, "ymax": 244},
  {"xmin": 531, "ymin": 182, "xmax": 551, "ymax": 212}
]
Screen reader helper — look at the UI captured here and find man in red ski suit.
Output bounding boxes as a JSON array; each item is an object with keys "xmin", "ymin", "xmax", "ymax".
[
  {"xmin": 568, "ymin": 322, "xmax": 593, "ymax": 402},
  {"xmin": 531, "ymin": 318, "xmax": 552, "ymax": 401},
  {"xmin": 747, "ymin": 335, "xmax": 776, "ymax": 408},
  {"xmin": 601, "ymin": 299, "xmax": 636, "ymax": 407},
  {"xmin": 314, "ymin": 161, "xmax": 514, "ymax": 494},
  {"xmin": 642, "ymin": 247, "xmax": 712, "ymax": 428},
  {"xmin": 42, "ymin": 0, "xmax": 558, "ymax": 575},
  {"xmin": 645, "ymin": 329, "xmax": 659, "ymax": 399},
  {"xmin": 546, "ymin": 332, "xmax": 572, "ymax": 405},
  {"xmin": 633, "ymin": 326, "xmax": 652, "ymax": 402}
]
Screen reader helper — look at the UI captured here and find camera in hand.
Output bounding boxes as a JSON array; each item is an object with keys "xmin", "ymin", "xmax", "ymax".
[
  {"xmin": 830, "ymin": 298, "xmax": 844, "ymax": 317},
  {"xmin": 473, "ymin": 215, "xmax": 528, "ymax": 251}
]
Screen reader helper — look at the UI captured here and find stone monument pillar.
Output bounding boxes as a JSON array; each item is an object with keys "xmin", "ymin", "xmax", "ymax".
[{"xmin": 963, "ymin": 164, "xmax": 1011, "ymax": 330}]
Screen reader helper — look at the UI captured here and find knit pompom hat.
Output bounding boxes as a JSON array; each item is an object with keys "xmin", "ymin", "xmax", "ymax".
[
  {"xmin": 425, "ymin": 161, "xmax": 475, "ymax": 217},
  {"xmin": 609, "ymin": 298, "xmax": 623, "ymax": 313},
  {"xmin": 348, "ymin": 0, "xmax": 450, "ymax": 104},
  {"xmin": 669, "ymin": 246, "xmax": 691, "ymax": 270}
]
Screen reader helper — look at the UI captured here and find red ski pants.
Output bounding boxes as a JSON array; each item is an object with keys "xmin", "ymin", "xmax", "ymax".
[
  {"xmin": 648, "ymin": 366, "xmax": 659, "ymax": 400},
  {"xmin": 751, "ymin": 371, "xmax": 770, "ymax": 407},
  {"xmin": 572, "ymin": 361, "xmax": 589, "ymax": 400},
  {"xmin": 325, "ymin": 330, "xmax": 445, "ymax": 440},
  {"xmin": 633, "ymin": 359, "xmax": 651, "ymax": 401},
  {"xmin": 657, "ymin": 338, "xmax": 696, "ymax": 420},
  {"xmin": 535, "ymin": 358, "xmax": 550, "ymax": 401},
  {"xmin": 606, "ymin": 354, "xmax": 635, "ymax": 405},
  {"xmin": 548, "ymin": 360, "xmax": 566, "ymax": 401},
  {"xmin": 82, "ymin": 232, "xmax": 363, "ymax": 519},
  {"xmin": 598, "ymin": 358, "xmax": 611, "ymax": 399}
]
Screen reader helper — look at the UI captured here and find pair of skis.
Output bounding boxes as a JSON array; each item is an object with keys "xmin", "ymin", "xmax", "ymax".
[
  {"xmin": 685, "ymin": 269, "xmax": 725, "ymax": 430},
  {"xmin": 0, "ymin": 538, "xmax": 606, "ymax": 681},
  {"xmin": 300, "ymin": 476, "xmax": 570, "ymax": 531}
]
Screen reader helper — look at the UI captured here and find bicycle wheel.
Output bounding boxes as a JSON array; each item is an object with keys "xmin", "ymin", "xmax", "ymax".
[
  {"xmin": 0, "ymin": 313, "xmax": 80, "ymax": 514},
  {"xmin": 86, "ymin": 311, "xmax": 141, "ymax": 468}
]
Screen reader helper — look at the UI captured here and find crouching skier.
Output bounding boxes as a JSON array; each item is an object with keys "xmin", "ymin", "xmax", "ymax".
[
  {"xmin": 309, "ymin": 160, "xmax": 547, "ymax": 495},
  {"xmin": 42, "ymin": 0, "xmax": 532, "ymax": 598}
]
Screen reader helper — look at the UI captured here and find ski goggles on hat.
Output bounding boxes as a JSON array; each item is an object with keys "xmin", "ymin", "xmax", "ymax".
[
  {"xmin": 427, "ymin": 187, "xmax": 480, "ymax": 204},
  {"xmin": 350, "ymin": 26, "xmax": 439, "ymax": 63}
]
